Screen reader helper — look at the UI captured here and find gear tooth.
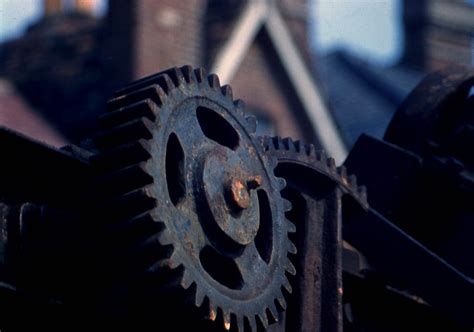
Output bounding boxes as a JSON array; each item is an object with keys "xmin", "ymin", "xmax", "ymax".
[
  {"xmin": 209, "ymin": 303, "xmax": 217, "ymax": 322},
  {"xmin": 234, "ymin": 99, "xmax": 247, "ymax": 118},
  {"xmin": 146, "ymin": 253, "xmax": 179, "ymax": 274},
  {"xmin": 146, "ymin": 258, "xmax": 168, "ymax": 273},
  {"xmin": 100, "ymin": 162, "xmax": 153, "ymax": 196},
  {"xmin": 133, "ymin": 185, "xmax": 157, "ymax": 200},
  {"xmin": 282, "ymin": 198, "xmax": 292, "ymax": 212},
  {"xmin": 156, "ymin": 67, "xmax": 185, "ymax": 88},
  {"xmin": 327, "ymin": 157, "xmax": 337, "ymax": 171},
  {"xmin": 247, "ymin": 316, "xmax": 257, "ymax": 332},
  {"xmin": 129, "ymin": 211, "xmax": 161, "ymax": 226},
  {"xmin": 269, "ymin": 156, "xmax": 279, "ymax": 170},
  {"xmin": 109, "ymin": 84, "xmax": 167, "ymax": 110},
  {"xmin": 261, "ymin": 136, "xmax": 272, "ymax": 151},
  {"xmin": 114, "ymin": 68, "xmax": 180, "ymax": 96},
  {"xmin": 306, "ymin": 143, "xmax": 316, "ymax": 156},
  {"xmin": 223, "ymin": 311, "xmax": 231, "ymax": 331},
  {"xmin": 349, "ymin": 174, "xmax": 358, "ymax": 188},
  {"xmin": 359, "ymin": 185, "xmax": 368, "ymax": 202},
  {"xmin": 157, "ymin": 228, "xmax": 173, "ymax": 246},
  {"xmin": 338, "ymin": 166, "xmax": 347, "ymax": 178},
  {"xmin": 277, "ymin": 177, "xmax": 286, "ymax": 190},
  {"xmin": 288, "ymin": 240, "xmax": 297, "ymax": 254},
  {"xmin": 282, "ymin": 137, "xmax": 295, "ymax": 150},
  {"xmin": 100, "ymin": 99, "xmax": 158, "ymax": 129},
  {"xmin": 194, "ymin": 67, "xmax": 208, "ymax": 84},
  {"xmin": 221, "ymin": 85, "xmax": 233, "ymax": 99},
  {"xmin": 317, "ymin": 150, "xmax": 327, "ymax": 162},
  {"xmin": 293, "ymin": 140, "xmax": 302, "ymax": 153},
  {"xmin": 167, "ymin": 67, "xmax": 186, "ymax": 87},
  {"xmin": 180, "ymin": 269, "xmax": 193, "ymax": 290},
  {"xmin": 144, "ymin": 243, "xmax": 174, "ymax": 273},
  {"xmin": 138, "ymin": 232, "xmax": 160, "ymax": 251},
  {"xmin": 257, "ymin": 312, "xmax": 269, "ymax": 329},
  {"xmin": 92, "ymin": 139, "xmax": 152, "ymax": 171},
  {"xmin": 208, "ymin": 73, "xmax": 221, "ymax": 89},
  {"xmin": 233, "ymin": 99, "xmax": 245, "ymax": 112},
  {"xmin": 272, "ymin": 136, "xmax": 283, "ymax": 149},
  {"xmin": 105, "ymin": 186, "xmax": 157, "ymax": 221},
  {"xmin": 268, "ymin": 303, "xmax": 279, "ymax": 322},
  {"xmin": 236, "ymin": 315, "xmax": 245, "ymax": 332},
  {"xmin": 286, "ymin": 259, "xmax": 296, "ymax": 275},
  {"xmin": 158, "ymin": 73, "xmax": 176, "ymax": 94},
  {"xmin": 276, "ymin": 295, "xmax": 287, "ymax": 310},
  {"xmin": 245, "ymin": 115, "xmax": 257, "ymax": 133},
  {"xmin": 282, "ymin": 276, "xmax": 293, "ymax": 293},
  {"xmin": 287, "ymin": 220, "xmax": 296, "ymax": 233},
  {"xmin": 94, "ymin": 117, "xmax": 154, "ymax": 149},
  {"xmin": 168, "ymin": 251, "xmax": 181, "ymax": 269},
  {"xmin": 194, "ymin": 287, "xmax": 206, "ymax": 307},
  {"xmin": 179, "ymin": 65, "xmax": 194, "ymax": 83}
]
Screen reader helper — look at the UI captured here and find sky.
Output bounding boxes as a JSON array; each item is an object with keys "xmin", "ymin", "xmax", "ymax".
[
  {"xmin": 0, "ymin": 0, "xmax": 107, "ymax": 42},
  {"xmin": 0, "ymin": 0, "xmax": 42, "ymax": 42},
  {"xmin": 0, "ymin": 0, "xmax": 402, "ymax": 65},
  {"xmin": 312, "ymin": 0, "xmax": 402, "ymax": 66}
]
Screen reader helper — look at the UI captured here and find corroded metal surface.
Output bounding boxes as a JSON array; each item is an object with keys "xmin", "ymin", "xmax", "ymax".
[
  {"xmin": 93, "ymin": 66, "xmax": 296, "ymax": 331},
  {"xmin": 0, "ymin": 65, "xmax": 473, "ymax": 332},
  {"xmin": 261, "ymin": 136, "xmax": 367, "ymax": 332},
  {"xmin": 345, "ymin": 65, "xmax": 474, "ymax": 329}
]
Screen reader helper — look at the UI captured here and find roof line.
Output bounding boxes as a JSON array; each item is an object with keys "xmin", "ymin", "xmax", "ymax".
[
  {"xmin": 264, "ymin": 9, "xmax": 347, "ymax": 163},
  {"xmin": 210, "ymin": 1, "xmax": 268, "ymax": 83},
  {"xmin": 211, "ymin": 1, "xmax": 347, "ymax": 163}
]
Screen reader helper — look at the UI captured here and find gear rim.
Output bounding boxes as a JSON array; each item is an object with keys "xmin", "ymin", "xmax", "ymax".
[{"xmin": 260, "ymin": 136, "xmax": 368, "ymax": 209}]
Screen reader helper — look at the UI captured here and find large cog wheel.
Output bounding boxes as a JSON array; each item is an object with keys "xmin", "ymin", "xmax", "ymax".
[{"xmin": 93, "ymin": 66, "xmax": 296, "ymax": 331}]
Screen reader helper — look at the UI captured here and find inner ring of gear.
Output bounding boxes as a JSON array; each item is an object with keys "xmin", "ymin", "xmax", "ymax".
[
  {"xmin": 165, "ymin": 98, "xmax": 262, "ymax": 247},
  {"xmin": 157, "ymin": 96, "xmax": 288, "ymax": 300}
]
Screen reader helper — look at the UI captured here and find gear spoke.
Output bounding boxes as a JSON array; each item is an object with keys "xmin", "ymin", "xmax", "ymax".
[
  {"xmin": 171, "ymin": 111, "xmax": 215, "ymax": 157},
  {"xmin": 235, "ymin": 243, "xmax": 271, "ymax": 288}
]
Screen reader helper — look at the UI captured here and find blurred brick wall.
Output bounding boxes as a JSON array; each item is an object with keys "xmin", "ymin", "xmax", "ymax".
[
  {"xmin": 204, "ymin": 0, "xmax": 314, "ymax": 140},
  {"xmin": 0, "ymin": 0, "xmax": 315, "ymax": 143},
  {"xmin": 230, "ymin": 34, "xmax": 302, "ymax": 139},
  {"xmin": 106, "ymin": 0, "xmax": 205, "ymax": 80}
]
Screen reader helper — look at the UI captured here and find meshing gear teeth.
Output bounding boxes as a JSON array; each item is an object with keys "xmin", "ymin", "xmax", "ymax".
[
  {"xmin": 260, "ymin": 136, "xmax": 369, "ymax": 209},
  {"xmin": 93, "ymin": 66, "xmax": 296, "ymax": 331}
]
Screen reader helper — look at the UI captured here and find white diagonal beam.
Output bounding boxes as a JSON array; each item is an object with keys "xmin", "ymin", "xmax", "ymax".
[
  {"xmin": 211, "ymin": 0, "xmax": 269, "ymax": 83},
  {"xmin": 265, "ymin": 8, "xmax": 347, "ymax": 163}
]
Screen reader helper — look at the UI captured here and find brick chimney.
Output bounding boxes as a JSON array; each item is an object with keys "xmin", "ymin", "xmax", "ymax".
[
  {"xmin": 44, "ymin": 0, "xmax": 100, "ymax": 15},
  {"xmin": 104, "ymin": 0, "xmax": 206, "ymax": 81},
  {"xmin": 43, "ymin": 0, "xmax": 99, "ymax": 16},
  {"xmin": 44, "ymin": 0, "xmax": 62, "ymax": 15},
  {"xmin": 74, "ymin": 0, "xmax": 98, "ymax": 14}
]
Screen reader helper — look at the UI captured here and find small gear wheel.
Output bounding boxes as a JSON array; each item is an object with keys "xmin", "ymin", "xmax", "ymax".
[
  {"xmin": 93, "ymin": 66, "xmax": 296, "ymax": 331},
  {"xmin": 260, "ymin": 136, "xmax": 368, "ymax": 208}
]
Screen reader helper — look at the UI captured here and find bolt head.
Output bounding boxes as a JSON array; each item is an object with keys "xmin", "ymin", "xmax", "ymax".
[{"xmin": 230, "ymin": 179, "xmax": 250, "ymax": 209}]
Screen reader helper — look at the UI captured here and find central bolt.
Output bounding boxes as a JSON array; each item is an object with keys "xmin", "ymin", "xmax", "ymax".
[
  {"xmin": 228, "ymin": 176, "xmax": 262, "ymax": 210},
  {"xmin": 230, "ymin": 179, "xmax": 251, "ymax": 209}
]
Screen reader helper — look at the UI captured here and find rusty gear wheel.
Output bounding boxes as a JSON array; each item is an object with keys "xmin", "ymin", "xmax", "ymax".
[{"xmin": 93, "ymin": 66, "xmax": 296, "ymax": 331}]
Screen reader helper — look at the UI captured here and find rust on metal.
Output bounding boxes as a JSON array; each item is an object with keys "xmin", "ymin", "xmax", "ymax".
[{"xmin": 229, "ymin": 178, "xmax": 251, "ymax": 209}]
